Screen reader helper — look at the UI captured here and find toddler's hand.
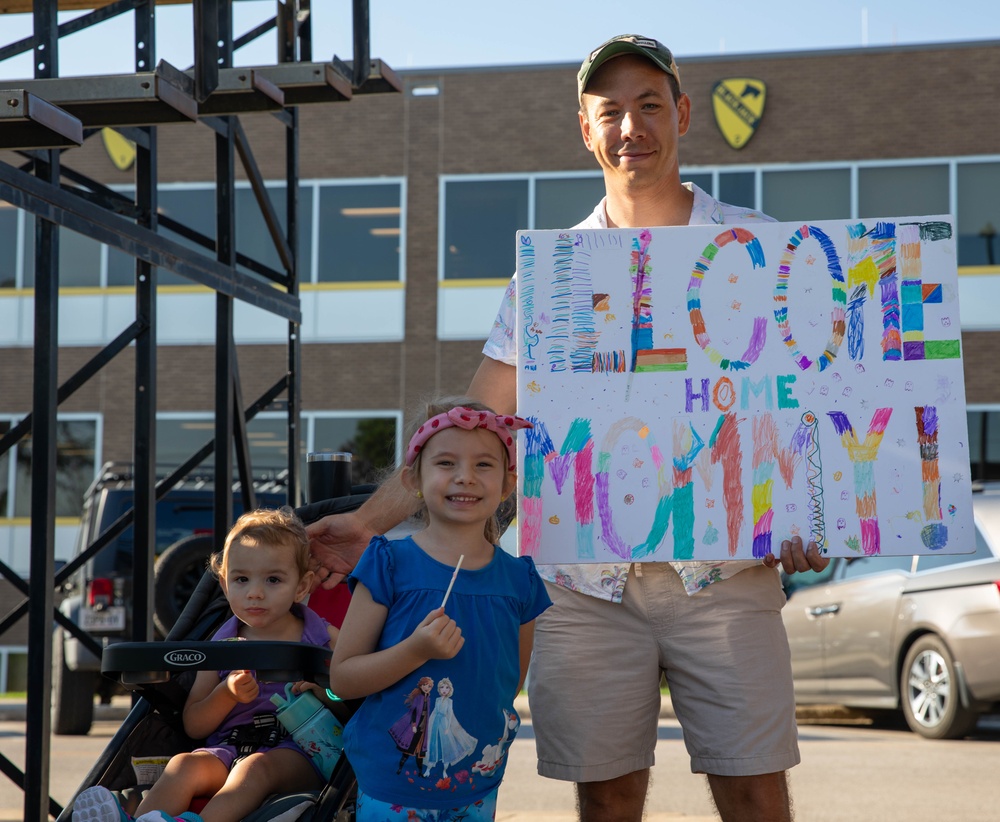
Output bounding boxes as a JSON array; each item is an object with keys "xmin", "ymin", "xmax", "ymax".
[
  {"xmin": 226, "ymin": 669, "xmax": 259, "ymax": 703},
  {"xmin": 411, "ymin": 607, "xmax": 464, "ymax": 660},
  {"xmin": 294, "ymin": 679, "xmax": 342, "ymax": 707}
]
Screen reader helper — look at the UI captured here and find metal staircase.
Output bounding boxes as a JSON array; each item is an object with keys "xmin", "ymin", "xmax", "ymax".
[{"xmin": 0, "ymin": 3, "xmax": 398, "ymax": 818}]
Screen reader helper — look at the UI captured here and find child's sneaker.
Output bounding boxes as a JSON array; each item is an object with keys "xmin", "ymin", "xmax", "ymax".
[
  {"xmin": 134, "ymin": 812, "xmax": 203, "ymax": 822},
  {"xmin": 72, "ymin": 786, "xmax": 132, "ymax": 822}
]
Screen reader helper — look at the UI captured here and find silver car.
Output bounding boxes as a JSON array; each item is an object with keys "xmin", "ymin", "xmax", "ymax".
[{"xmin": 782, "ymin": 484, "xmax": 1000, "ymax": 739}]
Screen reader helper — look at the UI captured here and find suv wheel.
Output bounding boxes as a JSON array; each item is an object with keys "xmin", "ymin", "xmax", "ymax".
[
  {"xmin": 154, "ymin": 534, "xmax": 216, "ymax": 636},
  {"xmin": 52, "ymin": 627, "xmax": 96, "ymax": 735},
  {"xmin": 900, "ymin": 634, "xmax": 978, "ymax": 739}
]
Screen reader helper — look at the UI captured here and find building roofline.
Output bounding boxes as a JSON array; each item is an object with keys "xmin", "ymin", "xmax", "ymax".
[{"xmin": 397, "ymin": 38, "xmax": 1000, "ymax": 77}]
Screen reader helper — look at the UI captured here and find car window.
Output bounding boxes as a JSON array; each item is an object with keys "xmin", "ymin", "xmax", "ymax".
[
  {"xmin": 836, "ymin": 554, "xmax": 914, "ymax": 581},
  {"xmin": 913, "ymin": 526, "xmax": 993, "ymax": 572},
  {"xmin": 87, "ymin": 489, "xmax": 288, "ymax": 574},
  {"xmin": 782, "ymin": 557, "xmax": 839, "ymax": 597}
]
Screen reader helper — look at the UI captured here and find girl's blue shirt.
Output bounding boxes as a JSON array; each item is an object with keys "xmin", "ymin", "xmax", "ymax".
[{"xmin": 344, "ymin": 534, "xmax": 551, "ymax": 809}]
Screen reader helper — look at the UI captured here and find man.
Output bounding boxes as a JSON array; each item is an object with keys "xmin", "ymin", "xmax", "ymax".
[{"xmin": 309, "ymin": 35, "xmax": 828, "ymax": 822}]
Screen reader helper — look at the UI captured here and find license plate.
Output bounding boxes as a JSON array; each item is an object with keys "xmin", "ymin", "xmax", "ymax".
[{"xmin": 81, "ymin": 606, "xmax": 126, "ymax": 632}]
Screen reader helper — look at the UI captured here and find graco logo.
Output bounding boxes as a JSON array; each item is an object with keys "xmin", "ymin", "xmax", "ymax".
[{"xmin": 165, "ymin": 650, "xmax": 207, "ymax": 666}]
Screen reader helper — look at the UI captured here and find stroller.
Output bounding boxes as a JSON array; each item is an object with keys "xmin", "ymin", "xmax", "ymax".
[{"xmin": 58, "ymin": 493, "xmax": 373, "ymax": 822}]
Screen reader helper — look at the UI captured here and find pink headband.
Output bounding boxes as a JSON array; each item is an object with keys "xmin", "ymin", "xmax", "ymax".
[{"xmin": 405, "ymin": 407, "xmax": 533, "ymax": 469}]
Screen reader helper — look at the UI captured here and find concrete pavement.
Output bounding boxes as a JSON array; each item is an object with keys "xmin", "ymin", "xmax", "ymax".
[
  {"xmin": 0, "ymin": 694, "xmax": 856, "ymax": 822},
  {"xmin": 0, "ymin": 692, "xmax": 858, "ymax": 723}
]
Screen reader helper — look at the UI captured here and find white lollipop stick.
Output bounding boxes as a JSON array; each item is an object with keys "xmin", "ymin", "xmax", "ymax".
[{"xmin": 440, "ymin": 554, "xmax": 465, "ymax": 609}]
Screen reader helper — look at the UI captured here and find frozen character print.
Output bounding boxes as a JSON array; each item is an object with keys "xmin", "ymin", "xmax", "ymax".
[
  {"xmin": 388, "ymin": 676, "xmax": 434, "ymax": 775},
  {"xmin": 472, "ymin": 708, "xmax": 519, "ymax": 777},
  {"xmin": 423, "ymin": 678, "xmax": 477, "ymax": 779}
]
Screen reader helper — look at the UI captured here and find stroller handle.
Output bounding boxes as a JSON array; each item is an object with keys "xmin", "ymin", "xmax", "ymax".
[{"xmin": 102, "ymin": 640, "xmax": 331, "ymax": 688}]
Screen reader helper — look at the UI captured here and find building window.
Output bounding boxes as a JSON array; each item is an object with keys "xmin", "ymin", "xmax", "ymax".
[
  {"xmin": 0, "ymin": 207, "xmax": 18, "ymax": 289},
  {"xmin": 443, "ymin": 178, "xmax": 528, "ymax": 281},
  {"xmin": 718, "ymin": 170, "xmax": 756, "ymax": 210},
  {"xmin": 156, "ymin": 187, "xmax": 219, "ymax": 286},
  {"xmin": 4, "ymin": 417, "xmax": 99, "ymax": 518},
  {"xmin": 0, "ymin": 420, "xmax": 9, "ymax": 513},
  {"xmin": 312, "ymin": 414, "xmax": 399, "ymax": 484},
  {"xmin": 235, "ymin": 183, "xmax": 314, "ymax": 280},
  {"xmin": 681, "ymin": 171, "xmax": 713, "ymax": 196},
  {"xmin": 762, "ymin": 168, "xmax": 851, "ymax": 222},
  {"xmin": 4, "ymin": 178, "xmax": 402, "ymax": 290},
  {"xmin": 104, "ymin": 186, "xmax": 137, "ymax": 287},
  {"xmin": 316, "ymin": 182, "xmax": 403, "ymax": 283},
  {"xmin": 534, "ymin": 176, "xmax": 605, "ymax": 230},
  {"xmin": 107, "ymin": 183, "xmax": 318, "ymax": 286},
  {"xmin": 107, "ymin": 186, "xmax": 220, "ymax": 287},
  {"xmin": 967, "ymin": 408, "xmax": 1000, "ymax": 481},
  {"xmin": 441, "ymin": 174, "xmax": 616, "ymax": 280},
  {"xmin": 106, "ymin": 243, "xmax": 136, "ymax": 287},
  {"xmin": 957, "ymin": 162, "xmax": 1000, "ymax": 267},
  {"xmin": 21, "ymin": 219, "xmax": 103, "ymax": 288},
  {"xmin": 858, "ymin": 164, "xmax": 948, "ymax": 219},
  {"xmin": 156, "ymin": 416, "xmax": 290, "ymax": 481},
  {"xmin": 156, "ymin": 411, "xmax": 401, "ymax": 492}
]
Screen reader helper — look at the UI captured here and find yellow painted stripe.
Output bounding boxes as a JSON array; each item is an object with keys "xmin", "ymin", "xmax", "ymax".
[
  {"xmin": 305, "ymin": 281, "xmax": 404, "ymax": 292},
  {"xmin": 957, "ymin": 266, "xmax": 1000, "ymax": 277},
  {"xmin": 2, "ymin": 267, "xmax": 996, "ymax": 300},
  {"xmin": 439, "ymin": 278, "xmax": 510, "ymax": 288},
  {"xmin": 0, "ymin": 281, "xmax": 405, "ymax": 297},
  {"xmin": 58, "ymin": 286, "xmax": 135, "ymax": 296}
]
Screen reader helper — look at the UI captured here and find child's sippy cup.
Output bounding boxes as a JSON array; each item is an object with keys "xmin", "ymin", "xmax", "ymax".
[{"xmin": 270, "ymin": 682, "xmax": 344, "ymax": 779}]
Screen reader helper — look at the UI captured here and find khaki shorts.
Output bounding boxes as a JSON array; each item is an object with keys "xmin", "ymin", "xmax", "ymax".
[{"xmin": 527, "ymin": 563, "xmax": 800, "ymax": 782}]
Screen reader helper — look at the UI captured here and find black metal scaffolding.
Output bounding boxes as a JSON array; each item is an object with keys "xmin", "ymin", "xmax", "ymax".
[{"xmin": 0, "ymin": 2, "xmax": 398, "ymax": 818}]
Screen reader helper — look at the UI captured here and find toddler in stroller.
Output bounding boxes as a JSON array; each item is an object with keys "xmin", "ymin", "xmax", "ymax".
[{"xmin": 68, "ymin": 502, "xmax": 361, "ymax": 822}]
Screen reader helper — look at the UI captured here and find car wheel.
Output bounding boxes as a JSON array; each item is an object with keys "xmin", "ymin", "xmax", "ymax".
[
  {"xmin": 154, "ymin": 534, "xmax": 216, "ymax": 637},
  {"xmin": 900, "ymin": 635, "xmax": 978, "ymax": 739},
  {"xmin": 51, "ymin": 628, "xmax": 96, "ymax": 735}
]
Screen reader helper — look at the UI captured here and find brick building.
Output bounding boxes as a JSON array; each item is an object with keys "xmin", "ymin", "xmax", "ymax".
[{"xmin": 1, "ymin": 38, "xmax": 999, "ymax": 576}]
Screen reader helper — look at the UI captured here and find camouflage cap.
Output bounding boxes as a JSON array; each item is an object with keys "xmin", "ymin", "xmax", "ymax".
[{"xmin": 578, "ymin": 34, "xmax": 680, "ymax": 100}]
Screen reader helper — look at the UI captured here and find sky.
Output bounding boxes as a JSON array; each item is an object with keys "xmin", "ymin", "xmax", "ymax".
[{"xmin": 0, "ymin": 0, "xmax": 998, "ymax": 81}]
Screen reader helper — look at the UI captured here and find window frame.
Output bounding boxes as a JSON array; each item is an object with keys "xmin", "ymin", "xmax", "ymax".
[
  {"xmin": 310, "ymin": 176, "xmax": 408, "ymax": 285},
  {"xmin": 155, "ymin": 409, "xmax": 404, "ymax": 487},
  {"xmin": 436, "ymin": 156, "xmax": 1000, "ymax": 284},
  {"xmin": 0, "ymin": 412, "xmax": 102, "ymax": 520},
  {"xmin": 1, "ymin": 177, "xmax": 408, "ymax": 290},
  {"xmin": 966, "ymin": 404, "xmax": 1000, "ymax": 481},
  {"xmin": 438, "ymin": 171, "xmax": 603, "ymax": 283}
]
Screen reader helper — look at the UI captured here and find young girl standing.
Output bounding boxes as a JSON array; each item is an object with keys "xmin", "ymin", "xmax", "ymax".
[
  {"xmin": 74, "ymin": 507, "xmax": 338, "ymax": 822},
  {"xmin": 329, "ymin": 399, "xmax": 551, "ymax": 822}
]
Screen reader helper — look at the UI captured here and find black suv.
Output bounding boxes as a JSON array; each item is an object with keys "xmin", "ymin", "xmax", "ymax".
[{"xmin": 54, "ymin": 464, "xmax": 286, "ymax": 735}]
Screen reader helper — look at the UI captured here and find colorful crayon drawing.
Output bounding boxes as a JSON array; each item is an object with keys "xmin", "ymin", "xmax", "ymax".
[{"xmin": 515, "ymin": 216, "xmax": 974, "ymax": 562}]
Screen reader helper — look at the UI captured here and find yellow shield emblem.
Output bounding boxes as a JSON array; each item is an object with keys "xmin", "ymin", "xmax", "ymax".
[
  {"xmin": 711, "ymin": 78, "xmax": 766, "ymax": 150},
  {"xmin": 101, "ymin": 127, "xmax": 137, "ymax": 171}
]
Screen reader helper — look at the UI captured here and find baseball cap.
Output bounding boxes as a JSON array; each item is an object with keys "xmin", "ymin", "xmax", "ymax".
[{"xmin": 577, "ymin": 34, "xmax": 680, "ymax": 100}]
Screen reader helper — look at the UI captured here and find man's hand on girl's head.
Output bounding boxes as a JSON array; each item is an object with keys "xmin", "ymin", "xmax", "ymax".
[{"xmin": 306, "ymin": 511, "xmax": 374, "ymax": 590}]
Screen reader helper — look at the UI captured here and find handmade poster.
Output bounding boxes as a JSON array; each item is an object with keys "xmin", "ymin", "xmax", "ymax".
[{"xmin": 514, "ymin": 216, "xmax": 974, "ymax": 563}]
